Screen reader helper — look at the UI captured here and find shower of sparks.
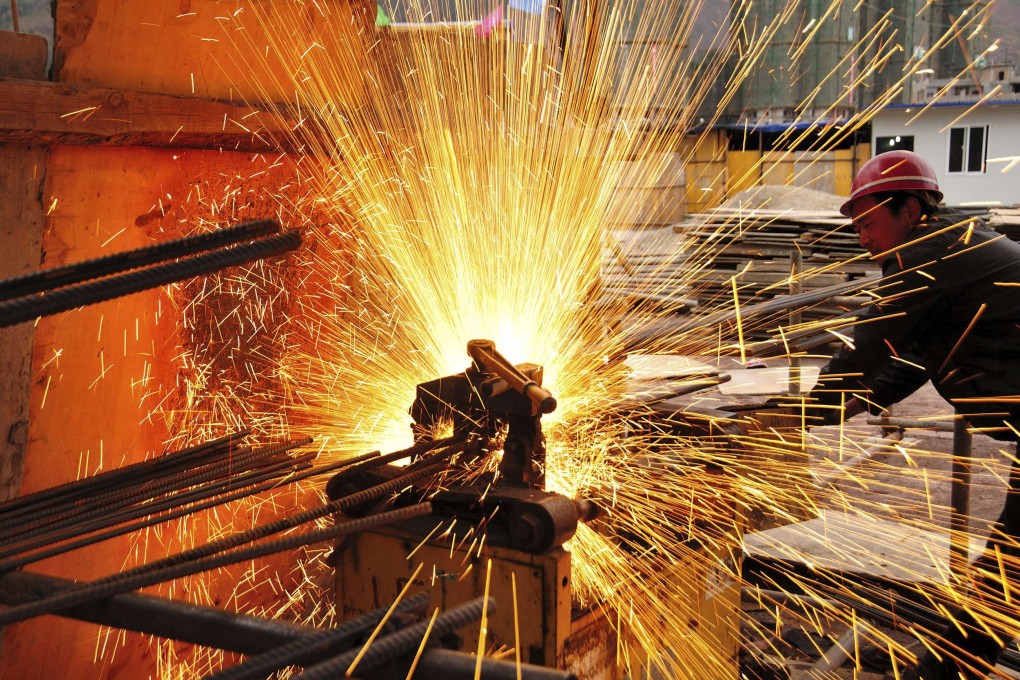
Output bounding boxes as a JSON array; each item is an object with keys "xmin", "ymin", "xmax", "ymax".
[{"xmin": 116, "ymin": 0, "xmax": 1020, "ymax": 677}]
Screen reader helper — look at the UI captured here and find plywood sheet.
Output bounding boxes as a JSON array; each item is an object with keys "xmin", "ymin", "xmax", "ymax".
[
  {"xmin": 55, "ymin": 0, "xmax": 372, "ymax": 104},
  {"xmin": 0, "ymin": 145, "xmax": 308, "ymax": 680},
  {"xmin": 744, "ymin": 508, "xmax": 986, "ymax": 583}
]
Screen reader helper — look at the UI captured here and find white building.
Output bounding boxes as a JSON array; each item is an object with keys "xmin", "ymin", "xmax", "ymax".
[{"xmin": 870, "ymin": 99, "xmax": 1020, "ymax": 207}]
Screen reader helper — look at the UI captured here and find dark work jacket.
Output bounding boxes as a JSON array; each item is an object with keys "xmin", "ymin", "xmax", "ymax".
[{"xmin": 811, "ymin": 210, "xmax": 1020, "ymax": 440}]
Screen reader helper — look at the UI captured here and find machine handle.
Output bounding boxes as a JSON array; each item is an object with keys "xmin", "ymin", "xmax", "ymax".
[{"xmin": 466, "ymin": 340, "xmax": 557, "ymax": 414}]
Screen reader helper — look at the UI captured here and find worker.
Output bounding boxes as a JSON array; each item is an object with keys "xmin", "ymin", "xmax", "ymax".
[{"xmin": 804, "ymin": 150, "xmax": 1020, "ymax": 679}]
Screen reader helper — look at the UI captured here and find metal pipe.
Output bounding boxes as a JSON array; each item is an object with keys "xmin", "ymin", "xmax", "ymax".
[
  {"xmin": 865, "ymin": 416, "xmax": 955, "ymax": 432},
  {"xmin": 0, "ymin": 570, "xmax": 313, "ymax": 654},
  {"xmin": 950, "ymin": 413, "xmax": 973, "ymax": 577}
]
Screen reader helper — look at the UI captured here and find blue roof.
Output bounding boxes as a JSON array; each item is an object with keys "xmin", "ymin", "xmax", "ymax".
[
  {"xmin": 700, "ymin": 120, "xmax": 852, "ymax": 134},
  {"xmin": 882, "ymin": 99, "xmax": 1020, "ymax": 110}
]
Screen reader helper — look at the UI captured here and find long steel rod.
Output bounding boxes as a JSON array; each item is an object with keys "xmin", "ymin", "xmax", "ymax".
[
  {"xmin": 0, "ymin": 572, "xmax": 576, "ymax": 680},
  {"xmin": 0, "ymin": 219, "xmax": 279, "ymax": 302},
  {"xmin": 324, "ymin": 433, "xmax": 466, "ymax": 498},
  {"xmin": 865, "ymin": 416, "xmax": 955, "ymax": 432},
  {"xmin": 0, "ymin": 230, "xmax": 302, "ymax": 328},
  {"xmin": 205, "ymin": 591, "xmax": 434, "ymax": 680},
  {"xmin": 0, "ymin": 430, "xmax": 248, "ymax": 518},
  {"xmin": 0, "ymin": 463, "xmax": 449, "ymax": 627},
  {"xmin": 0, "ymin": 503, "xmax": 433, "ymax": 626},
  {"xmin": 0, "ymin": 449, "xmax": 316, "ymax": 565},
  {"xmin": 0, "ymin": 439, "xmax": 311, "ymax": 545},
  {"xmin": 0, "ymin": 569, "xmax": 313, "ymax": 654},
  {"xmin": 293, "ymin": 597, "xmax": 494, "ymax": 680},
  {"xmin": 0, "ymin": 456, "xmax": 314, "ymax": 571},
  {"xmin": 0, "ymin": 438, "xmax": 455, "ymax": 571}
]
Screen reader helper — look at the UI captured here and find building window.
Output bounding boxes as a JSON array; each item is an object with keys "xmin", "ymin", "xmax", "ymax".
[
  {"xmin": 876, "ymin": 135, "xmax": 914, "ymax": 152},
  {"xmin": 948, "ymin": 126, "xmax": 988, "ymax": 173}
]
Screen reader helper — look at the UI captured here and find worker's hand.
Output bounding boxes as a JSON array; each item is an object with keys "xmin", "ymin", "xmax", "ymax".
[
  {"xmin": 843, "ymin": 397, "xmax": 867, "ymax": 420},
  {"xmin": 797, "ymin": 392, "xmax": 848, "ymax": 428}
]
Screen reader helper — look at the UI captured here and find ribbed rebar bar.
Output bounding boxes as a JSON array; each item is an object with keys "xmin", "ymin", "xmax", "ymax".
[
  {"xmin": 0, "ymin": 220, "xmax": 279, "ymax": 302},
  {"xmin": 0, "ymin": 230, "xmax": 301, "ymax": 328},
  {"xmin": 324, "ymin": 434, "xmax": 466, "ymax": 499},
  {"xmin": 0, "ymin": 462, "xmax": 447, "ymax": 627},
  {"xmin": 0, "ymin": 430, "xmax": 248, "ymax": 519},
  {"xmin": 0, "ymin": 439, "xmax": 445, "ymax": 571},
  {"xmin": 294, "ymin": 597, "xmax": 494, "ymax": 680},
  {"xmin": 205, "ymin": 588, "xmax": 432, "ymax": 680},
  {"xmin": 0, "ymin": 439, "xmax": 311, "ymax": 545},
  {"xmin": 0, "ymin": 455, "xmax": 315, "ymax": 572},
  {"xmin": 0, "ymin": 503, "xmax": 433, "ymax": 629}
]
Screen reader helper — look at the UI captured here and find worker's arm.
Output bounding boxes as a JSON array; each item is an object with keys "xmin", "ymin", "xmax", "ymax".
[
  {"xmin": 806, "ymin": 254, "xmax": 949, "ymax": 424},
  {"xmin": 865, "ymin": 351, "xmax": 929, "ymax": 410}
]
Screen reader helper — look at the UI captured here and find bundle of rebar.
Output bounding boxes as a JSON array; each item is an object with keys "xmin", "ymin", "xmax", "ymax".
[
  {"xmin": 0, "ymin": 432, "xmax": 472, "ymax": 627},
  {"xmin": 0, "ymin": 218, "xmax": 302, "ymax": 328},
  {"xmin": 0, "ymin": 430, "xmax": 315, "ymax": 571}
]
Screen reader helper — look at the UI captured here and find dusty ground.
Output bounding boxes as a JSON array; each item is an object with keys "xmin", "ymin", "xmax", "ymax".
[{"xmin": 740, "ymin": 358, "xmax": 1018, "ymax": 679}]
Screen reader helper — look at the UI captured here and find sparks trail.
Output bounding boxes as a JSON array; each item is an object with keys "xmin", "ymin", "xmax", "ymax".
[{"xmin": 124, "ymin": 0, "xmax": 1010, "ymax": 675}]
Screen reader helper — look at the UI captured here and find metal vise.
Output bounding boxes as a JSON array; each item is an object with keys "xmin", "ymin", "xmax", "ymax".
[
  {"xmin": 403, "ymin": 340, "xmax": 598, "ymax": 552},
  {"xmin": 410, "ymin": 339, "xmax": 556, "ymax": 488}
]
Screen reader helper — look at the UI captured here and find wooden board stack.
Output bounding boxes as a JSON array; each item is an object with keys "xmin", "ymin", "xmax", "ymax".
[
  {"xmin": 604, "ymin": 206, "xmax": 879, "ymax": 337},
  {"xmin": 988, "ymin": 207, "xmax": 1020, "ymax": 241}
]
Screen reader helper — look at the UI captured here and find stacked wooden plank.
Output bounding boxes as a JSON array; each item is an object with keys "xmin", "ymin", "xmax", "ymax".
[
  {"xmin": 988, "ymin": 207, "xmax": 1020, "ymax": 241},
  {"xmin": 604, "ymin": 206, "xmax": 879, "ymax": 336}
]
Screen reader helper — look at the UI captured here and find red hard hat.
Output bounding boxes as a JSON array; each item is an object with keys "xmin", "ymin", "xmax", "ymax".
[{"xmin": 839, "ymin": 150, "xmax": 943, "ymax": 216}]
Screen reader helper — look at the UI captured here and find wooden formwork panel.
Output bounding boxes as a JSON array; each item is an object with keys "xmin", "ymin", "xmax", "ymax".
[{"xmin": 54, "ymin": 0, "xmax": 373, "ymax": 104}]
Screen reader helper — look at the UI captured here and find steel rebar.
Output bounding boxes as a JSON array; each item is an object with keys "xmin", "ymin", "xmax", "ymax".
[
  {"xmin": 0, "ymin": 503, "xmax": 434, "ymax": 626},
  {"xmin": 0, "ymin": 220, "xmax": 279, "ymax": 302},
  {"xmin": 0, "ymin": 230, "xmax": 301, "ymax": 328},
  {"xmin": 294, "ymin": 597, "xmax": 494, "ymax": 680},
  {"xmin": 0, "ymin": 439, "xmax": 311, "ymax": 546},
  {"xmin": 0, "ymin": 462, "xmax": 447, "ymax": 627},
  {"xmin": 0, "ymin": 450, "xmax": 317, "ymax": 567},
  {"xmin": 0, "ymin": 430, "xmax": 248, "ymax": 520},
  {"xmin": 205, "ymin": 592, "xmax": 432, "ymax": 680}
]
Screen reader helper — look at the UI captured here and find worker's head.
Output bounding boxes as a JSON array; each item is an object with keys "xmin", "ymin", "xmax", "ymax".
[{"xmin": 841, "ymin": 150, "xmax": 943, "ymax": 259}]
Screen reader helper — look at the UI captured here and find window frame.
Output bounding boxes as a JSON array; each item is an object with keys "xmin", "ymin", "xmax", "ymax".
[
  {"xmin": 875, "ymin": 135, "xmax": 914, "ymax": 153},
  {"xmin": 946, "ymin": 125, "xmax": 989, "ymax": 175}
]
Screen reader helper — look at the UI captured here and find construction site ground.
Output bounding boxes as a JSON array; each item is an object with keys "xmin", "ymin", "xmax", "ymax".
[{"xmin": 739, "ymin": 357, "xmax": 1019, "ymax": 679}]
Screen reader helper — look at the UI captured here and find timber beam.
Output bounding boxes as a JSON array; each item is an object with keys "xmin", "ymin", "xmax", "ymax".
[{"xmin": 0, "ymin": 77, "xmax": 299, "ymax": 152}]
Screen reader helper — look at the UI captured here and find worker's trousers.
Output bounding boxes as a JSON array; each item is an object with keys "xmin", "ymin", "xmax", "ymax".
[{"xmin": 907, "ymin": 458, "xmax": 1020, "ymax": 679}]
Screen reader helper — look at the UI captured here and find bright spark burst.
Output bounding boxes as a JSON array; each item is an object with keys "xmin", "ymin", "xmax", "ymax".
[{"xmin": 134, "ymin": 0, "xmax": 1019, "ymax": 677}]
